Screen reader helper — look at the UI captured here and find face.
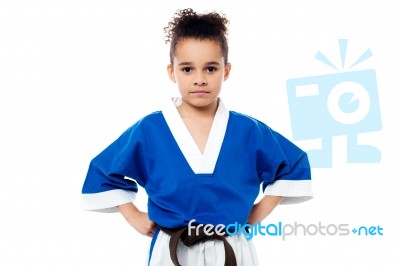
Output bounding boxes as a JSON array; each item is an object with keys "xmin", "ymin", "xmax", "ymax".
[{"xmin": 167, "ymin": 38, "xmax": 231, "ymax": 111}]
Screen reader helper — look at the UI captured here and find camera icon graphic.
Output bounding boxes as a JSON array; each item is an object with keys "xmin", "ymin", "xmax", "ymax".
[{"xmin": 286, "ymin": 40, "xmax": 382, "ymax": 168}]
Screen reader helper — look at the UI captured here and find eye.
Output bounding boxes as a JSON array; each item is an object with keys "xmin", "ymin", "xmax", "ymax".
[
  {"xmin": 182, "ymin": 67, "xmax": 192, "ymax": 73},
  {"xmin": 206, "ymin": 67, "xmax": 217, "ymax": 72}
]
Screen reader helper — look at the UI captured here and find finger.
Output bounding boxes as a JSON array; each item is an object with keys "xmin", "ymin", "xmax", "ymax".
[{"xmin": 149, "ymin": 227, "xmax": 156, "ymax": 235}]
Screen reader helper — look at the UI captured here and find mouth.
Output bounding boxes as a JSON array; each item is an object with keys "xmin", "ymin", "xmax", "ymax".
[{"xmin": 191, "ymin": 90, "xmax": 210, "ymax": 94}]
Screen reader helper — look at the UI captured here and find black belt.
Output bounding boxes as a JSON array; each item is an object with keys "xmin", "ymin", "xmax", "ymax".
[{"xmin": 158, "ymin": 225, "xmax": 237, "ymax": 266}]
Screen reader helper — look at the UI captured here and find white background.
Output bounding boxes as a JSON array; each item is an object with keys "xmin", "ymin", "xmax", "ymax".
[{"xmin": 1, "ymin": 0, "xmax": 399, "ymax": 265}]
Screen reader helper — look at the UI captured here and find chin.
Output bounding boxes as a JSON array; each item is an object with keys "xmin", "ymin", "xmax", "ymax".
[{"xmin": 185, "ymin": 98, "xmax": 218, "ymax": 109}]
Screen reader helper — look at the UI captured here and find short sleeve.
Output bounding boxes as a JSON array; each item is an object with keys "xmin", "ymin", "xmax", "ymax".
[
  {"xmin": 258, "ymin": 127, "xmax": 313, "ymax": 204},
  {"xmin": 81, "ymin": 120, "xmax": 149, "ymax": 212}
]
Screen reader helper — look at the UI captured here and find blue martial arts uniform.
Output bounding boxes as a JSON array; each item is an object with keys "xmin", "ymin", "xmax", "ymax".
[{"xmin": 82, "ymin": 98, "xmax": 312, "ymax": 229}]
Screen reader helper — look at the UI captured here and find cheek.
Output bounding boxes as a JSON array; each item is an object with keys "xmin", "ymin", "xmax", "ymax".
[
  {"xmin": 214, "ymin": 74, "xmax": 226, "ymax": 84},
  {"xmin": 175, "ymin": 74, "xmax": 190, "ymax": 84}
]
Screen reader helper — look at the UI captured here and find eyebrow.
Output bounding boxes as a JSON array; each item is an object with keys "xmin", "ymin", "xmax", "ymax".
[{"xmin": 178, "ymin": 61, "xmax": 221, "ymax": 66}]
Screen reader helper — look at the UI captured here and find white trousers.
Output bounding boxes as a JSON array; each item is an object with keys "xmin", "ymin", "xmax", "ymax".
[{"xmin": 147, "ymin": 230, "xmax": 259, "ymax": 266}]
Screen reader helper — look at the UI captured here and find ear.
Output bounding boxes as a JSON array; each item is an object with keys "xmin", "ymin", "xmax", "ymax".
[
  {"xmin": 223, "ymin": 63, "xmax": 231, "ymax": 81},
  {"xmin": 167, "ymin": 64, "xmax": 176, "ymax": 83}
]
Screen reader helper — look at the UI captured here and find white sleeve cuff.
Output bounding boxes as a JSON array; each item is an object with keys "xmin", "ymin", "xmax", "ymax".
[
  {"xmin": 264, "ymin": 180, "xmax": 313, "ymax": 204},
  {"xmin": 81, "ymin": 189, "xmax": 137, "ymax": 213}
]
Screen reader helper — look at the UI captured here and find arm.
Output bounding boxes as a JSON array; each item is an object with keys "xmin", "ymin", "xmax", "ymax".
[
  {"xmin": 247, "ymin": 195, "xmax": 283, "ymax": 225},
  {"xmin": 117, "ymin": 202, "xmax": 157, "ymax": 237}
]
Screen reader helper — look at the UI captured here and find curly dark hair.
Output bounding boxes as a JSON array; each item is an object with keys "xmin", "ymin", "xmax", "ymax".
[{"xmin": 164, "ymin": 8, "xmax": 229, "ymax": 65}]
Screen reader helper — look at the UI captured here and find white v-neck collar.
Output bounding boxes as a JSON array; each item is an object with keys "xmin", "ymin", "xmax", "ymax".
[{"xmin": 161, "ymin": 97, "xmax": 229, "ymax": 174}]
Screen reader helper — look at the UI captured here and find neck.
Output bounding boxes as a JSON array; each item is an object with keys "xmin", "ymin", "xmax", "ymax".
[{"xmin": 178, "ymin": 100, "xmax": 219, "ymax": 119}]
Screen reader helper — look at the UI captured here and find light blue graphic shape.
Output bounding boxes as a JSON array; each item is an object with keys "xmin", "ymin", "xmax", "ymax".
[
  {"xmin": 339, "ymin": 39, "xmax": 348, "ymax": 69},
  {"xmin": 286, "ymin": 69, "xmax": 382, "ymax": 167},
  {"xmin": 349, "ymin": 49, "xmax": 373, "ymax": 69},
  {"xmin": 315, "ymin": 51, "xmax": 338, "ymax": 70},
  {"xmin": 316, "ymin": 39, "xmax": 373, "ymax": 70}
]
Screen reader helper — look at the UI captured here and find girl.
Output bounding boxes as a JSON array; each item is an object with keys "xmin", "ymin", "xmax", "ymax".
[{"xmin": 82, "ymin": 8, "xmax": 313, "ymax": 266}]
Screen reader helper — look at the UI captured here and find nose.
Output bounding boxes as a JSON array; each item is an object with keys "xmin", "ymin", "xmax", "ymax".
[{"xmin": 193, "ymin": 72, "xmax": 208, "ymax": 86}]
